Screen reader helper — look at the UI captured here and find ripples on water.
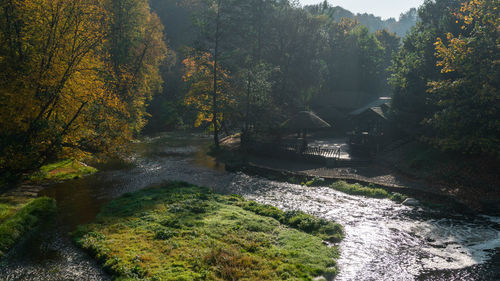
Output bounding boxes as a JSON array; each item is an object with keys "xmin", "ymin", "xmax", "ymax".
[{"xmin": 1, "ymin": 133, "xmax": 499, "ymax": 280}]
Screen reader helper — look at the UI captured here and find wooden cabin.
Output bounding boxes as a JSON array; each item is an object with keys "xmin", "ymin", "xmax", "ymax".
[{"xmin": 348, "ymin": 97, "xmax": 394, "ymax": 154}]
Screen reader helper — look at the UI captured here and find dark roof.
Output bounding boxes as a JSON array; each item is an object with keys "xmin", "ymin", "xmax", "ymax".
[
  {"xmin": 282, "ymin": 111, "xmax": 331, "ymax": 130},
  {"xmin": 349, "ymin": 97, "xmax": 392, "ymax": 116}
]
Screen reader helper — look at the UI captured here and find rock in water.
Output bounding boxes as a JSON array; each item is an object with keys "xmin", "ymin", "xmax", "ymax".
[{"xmin": 402, "ymin": 198, "xmax": 419, "ymax": 206}]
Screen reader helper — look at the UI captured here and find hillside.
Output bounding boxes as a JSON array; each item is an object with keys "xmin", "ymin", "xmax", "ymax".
[{"xmin": 306, "ymin": 4, "xmax": 418, "ymax": 38}]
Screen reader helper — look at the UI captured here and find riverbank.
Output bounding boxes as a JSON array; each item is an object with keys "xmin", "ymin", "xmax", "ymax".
[
  {"xmin": 74, "ymin": 182, "xmax": 343, "ymax": 280},
  {"xmin": 0, "ymin": 196, "xmax": 56, "ymax": 257},
  {"xmin": 379, "ymin": 141, "xmax": 500, "ymax": 214},
  {"xmin": 218, "ymin": 136, "xmax": 499, "ymax": 215},
  {"xmin": 0, "ymin": 159, "xmax": 96, "ymax": 259},
  {"xmin": 1, "ymin": 132, "xmax": 498, "ymax": 280},
  {"xmin": 29, "ymin": 159, "xmax": 97, "ymax": 183}
]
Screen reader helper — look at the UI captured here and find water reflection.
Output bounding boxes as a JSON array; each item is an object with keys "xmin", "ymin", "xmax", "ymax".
[
  {"xmin": 1, "ymin": 132, "xmax": 498, "ymax": 280},
  {"xmin": 224, "ymin": 175, "xmax": 500, "ymax": 280}
]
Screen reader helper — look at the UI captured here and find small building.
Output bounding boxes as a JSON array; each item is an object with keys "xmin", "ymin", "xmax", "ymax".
[{"xmin": 348, "ymin": 97, "xmax": 394, "ymax": 154}]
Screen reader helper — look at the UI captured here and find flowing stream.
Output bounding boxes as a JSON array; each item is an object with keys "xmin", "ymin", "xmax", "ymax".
[{"xmin": 1, "ymin": 132, "xmax": 499, "ymax": 280}]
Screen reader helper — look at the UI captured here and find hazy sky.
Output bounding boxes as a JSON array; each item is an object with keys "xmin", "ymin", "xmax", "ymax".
[{"xmin": 299, "ymin": 0, "xmax": 425, "ymax": 19}]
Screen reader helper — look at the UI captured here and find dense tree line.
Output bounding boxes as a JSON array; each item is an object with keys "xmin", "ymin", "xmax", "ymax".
[
  {"xmin": 390, "ymin": 0, "xmax": 499, "ymax": 157},
  {"xmin": 146, "ymin": 0, "xmax": 401, "ymax": 147},
  {"xmin": 2, "ymin": 0, "xmax": 495, "ymax": 180},
  {"xmin": 0, "ymin": 0, "xmax": 166, "ymax": 179}
]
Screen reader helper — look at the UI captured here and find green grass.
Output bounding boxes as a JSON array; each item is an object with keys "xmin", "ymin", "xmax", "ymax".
[
  {"xmin": 29, "ymin": 159, "xmax": 97, "ymax": 182},
  {"xmin": 74, "ymin": 182, "xmax": 343, "ymax": 280},
  {"xmin": 303, "ymin": 176, "xmax": 326, "ymax": 187},
  {"xmin": 329, "ymin": 181, "xmax": 407, "ymax": 203},
  {"xmin": 0, "ymin": 196, "xmax": 27, "ymax": 224},
  {"xmin": 0, "ymin": 197, "xmax": 56, "ymax": 256}
]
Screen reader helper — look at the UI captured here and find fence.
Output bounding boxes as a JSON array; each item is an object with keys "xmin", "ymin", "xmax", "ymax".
[
  {"xmin": 246, "ymin": 141, "xmax": 370, "ymax": 167},
  {"xmin": 247, "ymin": 142, "xmax": 341, "ymax": 163}
]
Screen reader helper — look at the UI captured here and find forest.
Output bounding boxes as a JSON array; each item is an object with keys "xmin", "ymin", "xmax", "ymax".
[
  {"xmin": 2, "ymin": 0, "xmax": 496, "ymax": 180},
  {"xmin": 0, "ymin": 0, "xmax": 499, "ymax": 280}
]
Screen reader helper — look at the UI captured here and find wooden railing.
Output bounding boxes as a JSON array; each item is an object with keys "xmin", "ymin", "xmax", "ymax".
[{"xmin": 247, "ymin": 142, "xmax": 342, "ymax": 162}]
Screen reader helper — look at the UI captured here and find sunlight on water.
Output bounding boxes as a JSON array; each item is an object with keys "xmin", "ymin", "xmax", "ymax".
[
  {"xmin": 223, "ymin": 174, "xmax": 500, "ymax": 280},
  {"xmin": 1, "ymin": 133, "xmax": 498, "ymax": 280}
]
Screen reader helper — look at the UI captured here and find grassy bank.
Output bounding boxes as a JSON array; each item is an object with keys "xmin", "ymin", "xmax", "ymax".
[
  {"xmin": 249, "ymin": 167, "xmax": 406, "ymax": 203},
  {"xmin": 29, "ymin": 159, "xmax": 97, "ymax": 182},
  {"xmin": 305, "ymin": 177, "xmax": 406, "ymax": 202},
  {"xmin": 0, "ymin": 196, "xmax": 56, "ymax": 257},
  {"xmin": 74, "ymin": 182, "xmax": 343, "ymax": 280},
  {"xmin": 329, "ymin": 181, "xmax": 406, "ymax": 202},
  {"xmin": 225, "ymin": 156, "xmax": 408, "ymax": 203}
]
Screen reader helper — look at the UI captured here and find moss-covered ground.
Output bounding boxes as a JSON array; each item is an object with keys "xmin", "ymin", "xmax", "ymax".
[
  {"xmin": 29, "ymin": 159, "xmax": 97, "ymax": 182},
  {"xmin": 74, "ymin": 182, "xmax": 344, "ymax": 280},
  {"xmin": 0, "ymin": 196, "xmax": 56, "ymax": 256}
]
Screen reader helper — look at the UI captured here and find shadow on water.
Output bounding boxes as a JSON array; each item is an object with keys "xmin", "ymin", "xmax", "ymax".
[{"xmin": 0, "ymin": 132, "xmax": 499, "ymax": 280}]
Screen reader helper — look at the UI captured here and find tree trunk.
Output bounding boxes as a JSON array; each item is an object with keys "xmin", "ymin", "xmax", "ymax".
[
  {"xmin": 243, "ymin": 70, "xmax": 251, "ymax": 144},
  {"xmin": 212, "ymin": 0, "xmax": 222, "ymax": 150}
]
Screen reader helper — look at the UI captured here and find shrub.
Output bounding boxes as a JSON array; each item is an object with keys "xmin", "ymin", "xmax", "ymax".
[{"xmin": 330, "ymin": 181, "xmax": 391, "ymax": 199}]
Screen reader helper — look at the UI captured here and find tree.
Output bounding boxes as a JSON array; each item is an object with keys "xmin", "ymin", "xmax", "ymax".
[
  {"xmin": 321, "ymin": 19, "xmax": 387, "ymax": 107},
  {"xmin": 0, "ymin": 0, "xmax": 110, "ymax": 175},
  {"xmin": 189, "ymin": 0, "xmax": 230, "ymax": 148},
  {"xmin": 266, "ymin": 2, "xmax": 326, "ymax": 113},
  {"xmin": 182, "ymin": 52, "xmax": 235, "ymax": 133},
  {"xmin": 375, "ymin": 29, "xmax": 401, "ymax": 92},
  {"xmin": 0, "ymin": 0, "xmax": 166, "ymax": 179},
  {"xmin": 389, "ymin": 0, "xmax": 463, "ymax": 133},
  {"xmin": 106, "ymin": 0, "xmax": 167, "ymax": 134},
  {"xmin": 426, "ymin": 0, "xmax": 499, "ymax": 156}
]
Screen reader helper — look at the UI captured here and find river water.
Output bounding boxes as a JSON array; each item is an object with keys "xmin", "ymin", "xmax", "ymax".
[{"xmin": 1, "ymin": 132, "xmax": 499, "ymax": 280}]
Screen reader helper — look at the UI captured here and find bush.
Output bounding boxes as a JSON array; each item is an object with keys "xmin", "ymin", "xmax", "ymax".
[
  {"xmin": 303, "ymin": 176, "xmax": 325, "ymax": 187},
  {"xmin": 330, "ymin": 181, "xmax": 390, "ymax": 199}
]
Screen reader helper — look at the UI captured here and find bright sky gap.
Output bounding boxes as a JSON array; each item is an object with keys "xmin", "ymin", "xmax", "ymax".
[{"xmin": 299, "ymin": 0, "xmax": 425, "ymax": 19}]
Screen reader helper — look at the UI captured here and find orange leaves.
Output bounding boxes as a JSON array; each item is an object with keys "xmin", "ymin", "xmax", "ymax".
[
  {"xmin": 433, "ymin": 0, "xmax": 498, "ymax": 77},
  {"xmin": 434, "ymin": 34, "xmax": 472, "ymax": 74},
  {"xmin": 182, "ymin": 52, "xmax": 235, "ymax": 128}
]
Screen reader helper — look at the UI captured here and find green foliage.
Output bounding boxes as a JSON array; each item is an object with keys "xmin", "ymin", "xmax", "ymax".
[
  {"xmin": 425, "ymin": 0, "xmax": 500, "ymax": 156},
  {"xmin": 390, "ymin": 0, "xmax": 499, "ymax": 157},
  {"xmin": 145, "ymin": 0, "xmax": 401, "ymax": 136},
  {"xmin": 304, "ymin": 176, "xmax": 325, "ymax": 187},
  {"xmin": 330, "ymin": 181, "xmax": 406, "ymax": 203},
  {"xmin": 390, "ymin": 0, "xmax": 463, "ymax": 132},
  {"xmin": 0, "ymin": 197, "xmax": 56, "ymax": 256},
  {"xmin": 74, "ymin": 182, "xmax": 343, "ymax": 280},
  {"xmin": 391, "ymin": 0, "xmax": 462, "ymax": 123}
]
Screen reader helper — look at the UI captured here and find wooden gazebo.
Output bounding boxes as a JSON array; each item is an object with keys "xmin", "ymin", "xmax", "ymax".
[{"xmin": 282, "ymin": 111, "xmax": 331, "ymax": 150}]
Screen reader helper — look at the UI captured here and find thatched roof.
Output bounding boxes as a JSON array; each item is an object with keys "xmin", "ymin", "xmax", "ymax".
[{"xmin": 282, "ymin": 111, "xmax": 331, "ymax": 130}]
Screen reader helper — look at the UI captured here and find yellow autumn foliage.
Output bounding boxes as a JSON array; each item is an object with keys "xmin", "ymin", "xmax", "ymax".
[
  {"xmin": 182, "ymin": 52, "xmax": 235, "ymax": 128},
  {"xmin": 0, "ymin": 0, "xmax": 166, "ymax": 175}
]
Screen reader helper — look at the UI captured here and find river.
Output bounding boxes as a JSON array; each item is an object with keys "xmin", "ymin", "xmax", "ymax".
[{"xmin": 1, "ymin": 132, "xmax": 499, "ymax": 280}]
